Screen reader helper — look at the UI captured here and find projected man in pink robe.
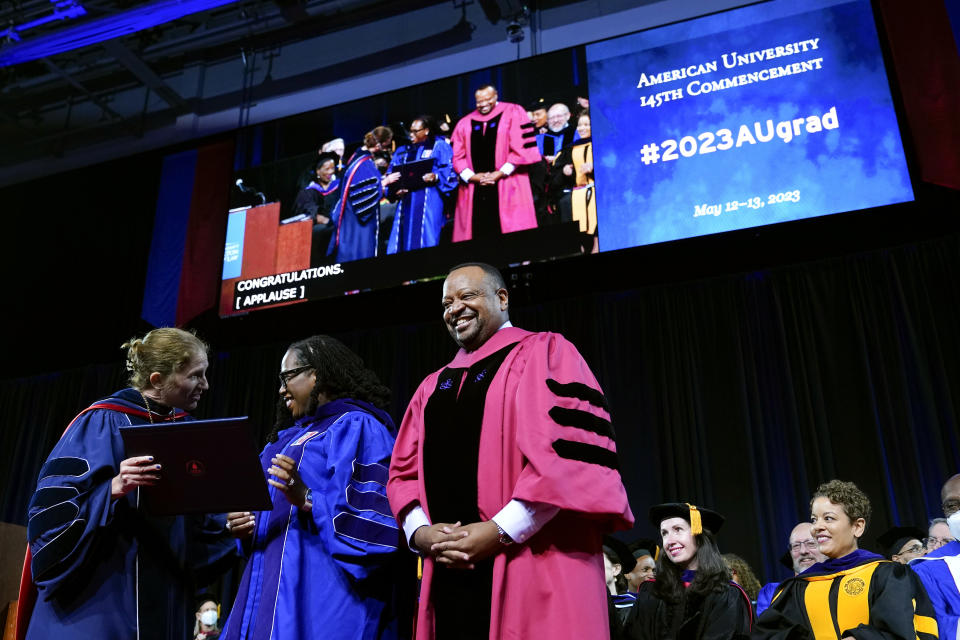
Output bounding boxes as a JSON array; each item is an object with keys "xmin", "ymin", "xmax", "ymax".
[
  {"xmin": 387, "ymin": 262, "xmax": 634, "ymax": 640},
  {"xmin": 450, "ymin": 86, "xmax": 542, "ymax": 241}
]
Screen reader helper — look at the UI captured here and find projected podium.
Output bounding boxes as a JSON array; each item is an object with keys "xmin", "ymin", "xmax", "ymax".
[{"xmin": 219, "ymin": 202, "xmax": 312, "ymax": 315}]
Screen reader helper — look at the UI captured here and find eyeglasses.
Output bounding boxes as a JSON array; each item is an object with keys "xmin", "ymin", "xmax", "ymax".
[
  {"xmin": 408, "ymin": 127, "xmax": 425, "ymax": 134},
  {"xmin": 278, "ymin": 365, "xmax": 313, "ymax": 387},
  {"xmin": 898, "ymin": 543, "xmax": 925, "ymax": 555},
  {"xmin": 924, "ymin": 536, "xmax": 956, "ymax": 550},
  {"xmin": 789, "ymin": 540, "xmax": 819, "ymax": 553},
  {"xmin": 943, "ymin": 500, "xmax": 960, "ymax": 516}
]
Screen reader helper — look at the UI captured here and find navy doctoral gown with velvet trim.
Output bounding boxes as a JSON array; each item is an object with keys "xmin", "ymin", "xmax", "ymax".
[
  {"xmin": 24, "ymin": 388, "xmax": 236, "ymax": 640},
  {"xmin": 220, "ymin": 398, "xmax": 401, "ymax": 640},
  {"xmin": 327, "ymin": 150, "xmax": 383, "ymax": 263}
]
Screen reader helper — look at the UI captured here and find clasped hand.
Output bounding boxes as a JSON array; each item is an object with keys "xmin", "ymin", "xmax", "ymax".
[
  {"xmin": 469, "ymin": 171, "xmax": 504, "ymax": 186},
  {"xmin": 267, "ymin": 454, "xmax": 309, "ymax": 508},
  {"xmin": 413, "ymin": 520, "xmax": 502, "ymax": 569}
]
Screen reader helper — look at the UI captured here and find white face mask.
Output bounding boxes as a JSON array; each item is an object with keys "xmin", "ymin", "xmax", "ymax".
[
  {"xmin": 947, "ymin": 511, "xmax": 960, "ymax": 541},
  {"xmin": 200, "ymin": 610, "xmax": 218, "ymax": 627}
]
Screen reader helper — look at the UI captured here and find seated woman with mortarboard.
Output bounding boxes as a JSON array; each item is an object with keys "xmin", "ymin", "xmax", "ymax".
[{"xmin": 623, "ymin": 503, "xmax": 753, "ymax": 640}]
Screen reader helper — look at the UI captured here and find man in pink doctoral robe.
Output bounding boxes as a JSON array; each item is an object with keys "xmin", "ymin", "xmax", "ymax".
[
  {"xmin": 387, "ymin": 262, "xmax": 634, "ymax": 640},
  {"xmin": 450, "ymin": 86, "xmax": 541, "ymax": 241}
]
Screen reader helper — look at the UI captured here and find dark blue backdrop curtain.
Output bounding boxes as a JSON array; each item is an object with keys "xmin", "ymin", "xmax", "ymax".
[{"xmin": 2, "ymin": 234, "xmax": 959, "ymax": 585}]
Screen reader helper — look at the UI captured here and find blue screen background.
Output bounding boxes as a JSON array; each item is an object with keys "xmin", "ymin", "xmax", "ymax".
[{"xmin": 586, "ymin": 0, "xmax": 913, "ymax": 251}]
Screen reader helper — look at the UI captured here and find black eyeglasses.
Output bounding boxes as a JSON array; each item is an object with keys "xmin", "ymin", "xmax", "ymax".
[
  {"xmin": 898, "ymin": 543, "xmax": 925, "ymax": 555},
  {"xmin": 789, "ymin": 540, "xmax": 819, "ymax": 553},
  {"xmin": 924, "ymin": 536, "xmax": 956, "ymax": 549},
  {"xmin": 278, "ymin": 365, "xmax": 313, "ymax": 387},
  {"xmin": 409, "ymin": 127, "xmax": 426, "ymax": 135}
]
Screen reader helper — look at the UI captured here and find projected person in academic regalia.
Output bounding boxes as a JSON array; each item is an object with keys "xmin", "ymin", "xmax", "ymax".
[
  {"xmin": 551, "ymin": 110, "xmax": 597, "ymax": 253},
  {"xmin": 537, "ymin": 102, "xmax": 578, "ymax": 164},
  {"xmin": 328, "ymin": 126, "xmax": 394, "ymax": 263},
  {"xmin": 387, "ymin": 115, "xmax": 457, "ymax": 253},
  {"xmin": 387, "ymin": 262, "xmax": 634, "ymax": 640},
  {"xmin": 450, "ymin": 86, "xmax": 542, "ymax": 241},
  {"xmin": 18, "ymin": 328, "xmax": 236, "ymax": 640},
  {"xmin": 290, "ymin": 152, "xmax": 341, "ymax": 267}
]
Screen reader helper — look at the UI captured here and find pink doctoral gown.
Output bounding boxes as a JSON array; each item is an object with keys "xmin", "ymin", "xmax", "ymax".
[
  {"xmin": 387, "ymin": 326, "xmax": 635, "ymax": 640},
  {"xmin": 450, "ymin": 102, "xmax": 541, "ymax": 241}
]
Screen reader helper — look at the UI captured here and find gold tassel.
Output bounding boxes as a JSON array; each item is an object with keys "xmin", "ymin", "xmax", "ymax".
[{"xmin": 687, "ymin": 503, "xmax": 702, "ymax": 535}]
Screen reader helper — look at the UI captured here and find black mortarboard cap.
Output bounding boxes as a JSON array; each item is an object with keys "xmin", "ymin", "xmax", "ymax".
[
  {"xmin": 876, "ymin": 526, "xmax": 926, "ymax": 559},
  {"xmin": 779, "ymin": 551, "xmax": 794, "ymax": 570},
  {"xmin": 526, "ymin": 97, "xmax": 547, "ymax": 112},
  {"xmin": 603, "ymin": 535, "xmax": 637, "ymax": 573},
  {"xmin": 649, "ymin": 502, "xmax": 725, "ymax": 535},
  {"xmin": 628, "ymin": 537, "xmax": 659, "ymax": 560},
  {"xmin": 316, "ymin": 152, "xmax": 339, "ymax": 168}
]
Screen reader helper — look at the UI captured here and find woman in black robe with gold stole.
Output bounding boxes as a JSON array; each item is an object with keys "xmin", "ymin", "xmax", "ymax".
[{"xmin": 753, "ymin": 480, "xmax": 938, "ymax": 640}]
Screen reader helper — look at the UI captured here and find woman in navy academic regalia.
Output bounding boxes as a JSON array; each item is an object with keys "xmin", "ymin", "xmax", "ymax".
[{"xmin": 20, "ymin": 327, "xmax": 236, "ymax": 640}]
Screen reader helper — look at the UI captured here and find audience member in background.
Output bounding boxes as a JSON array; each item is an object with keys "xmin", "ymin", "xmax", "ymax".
[
  {"xmin": 437, "ymin": 113, "xmax": 453, "ymax": 137},
  {"xmin": 605, "ymin": 536, "xmax": 638, "ymax": 640},
  {"xmin": 623, "ymin": 503, "xmax": 753, "ymax": 640},
  {"xmin": 17, "ymin": 328, "xmax": 235, "ymax": 640},
  {"xmin": 754, "ymin": 479, "xmax": 938, "ymax": 640},
  {"xmin": 289, "ymin": 152, "xmax": 341, "ymax": 267},
  {"xmin": 221, "ymin": 335, "xmax": 400, "ymax": 640},
  {"xmin": 624, "ymin": 542, "xmax": 658, "ymax": 592},
  {"xmin": 450, "ymin": 85, "xmax": 541, "ymax": 241},
  {"xmin": 328, "ymin": 126, "xmax": 394, "ymax": 262},
  {"xmin": 909, "ymin": 474, "xmax": 960, "ymax": 640},
  {"xmin": 723, "ymin": 553, "xmax": 762, "ymax": 604},
  {"xmin": 194, "ymin": 596, "xmax": 221, "ymax": 640},
  {"xmin": 295, "ymin": 137, "xmax": 346, "ymax": 190},
  {"xmin": 538, "ymin": 102, "xmax": 578, "ymax": 164},
  {"xmin": 386, "ymin": 115, "xmax": 457, "ymax": 254},
  {"xmin": 322, "ymin": 137, "xmax": 346, "ymax": 172},
  {"xmin": 755, "ymin": 522, "xmax": 827, "ymax": 616},
  {"xmin": 528, "ymin": 98, "xmax": 548, "ymax": 134},
  {"xmin": 522, "ymin": 98, "xmax": 551, "ymax": 228},
  {"xmin": 877, "ymin": 526, "xmax": 928, "ymax": 564},
  {"xmin": 928, "ymin": 517, "xmax": 957, "ymax": 552},
  {"xmin": 550, "ymin": 110, "xmax": 597, "ymax": 252}
]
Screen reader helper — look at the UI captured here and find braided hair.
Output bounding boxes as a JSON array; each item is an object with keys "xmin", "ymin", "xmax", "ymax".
[{"xmin": 268, "ymin": 335, "xmax": 391, "ymax": 442}]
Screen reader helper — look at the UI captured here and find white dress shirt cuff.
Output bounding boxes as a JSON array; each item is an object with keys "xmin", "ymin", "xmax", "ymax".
[
  {"xmin": 499, "ymin": 162, "xmax": 515, "ymax": 176},
  {"xmin": 491, "ymin": 499, "xmax": 559, "ymax": 543},
  {"xmin": 401, "ymin": 505, "xmax": 431, "ymax": 551},
  {"xmin": 459, "ymin": 168, "xmax": 475, "ymax": 183}
]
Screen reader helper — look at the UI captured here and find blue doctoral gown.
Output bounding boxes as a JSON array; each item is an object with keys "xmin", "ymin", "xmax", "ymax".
[
  {"xmin": 328, "ymin": 150, "xmax": 382, "ymax": 262},
  {"xmin": 911, "ymin": 540, "xmax": 960, "ymax": 640},
  {"xmin": 755, "ymin": 581, "xmax": 779, "ymax": 616},
  {"xmin": 24, "ymin": 388, "xmax": 236, "ymax": 640},
  {"xmin": 220, "ymin": 398, "xmax": 401, "ymax": 640},
  {"xmin": 386, "ymin": 136, "xmax": 457, "ymax": 254}
]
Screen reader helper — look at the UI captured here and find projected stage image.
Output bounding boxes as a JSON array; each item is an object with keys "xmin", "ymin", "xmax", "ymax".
[
  {"xmin": 218, "ymin": 50, "xmax": 593, "ymax": 316},
  {"xmin": 215, "ymin": 0, "xmax": 914, "ymax": 317},
  {"xmin": 586, "ymin": 0, "xmax": 913, "ymax": 251}
]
